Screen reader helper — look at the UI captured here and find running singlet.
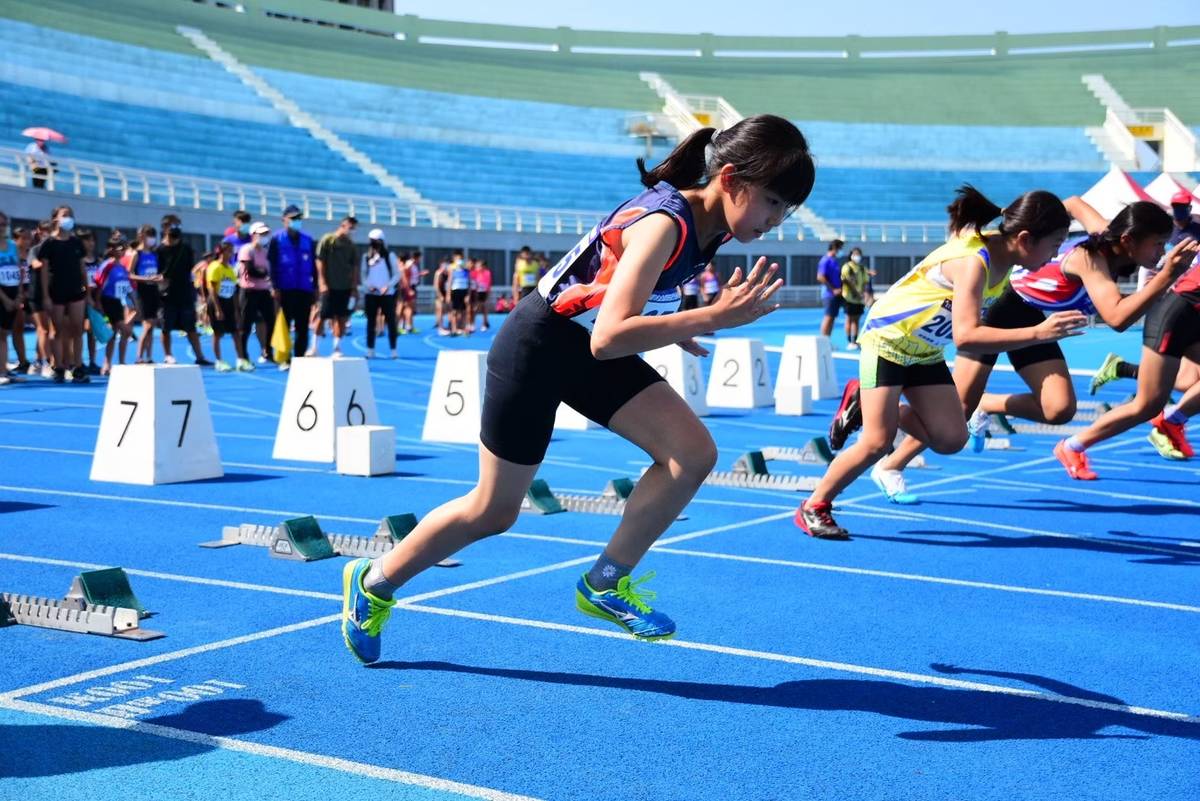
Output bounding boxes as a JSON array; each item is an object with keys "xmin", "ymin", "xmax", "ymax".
[
  {"xmin": 473, "ymin": 268, "xmax": 493, "ymax": 293},
  {"xmin": 1009, "ymin": 236, "xmax": 1094, "ymax": 314},
  {"xmin": 0, "ymin": 239, "xmax": 18, "ymax": 288},
  {"xmin": 84, "ymin": 258, "xmax": 101, "ymax": 289},
  {"xmin": 1172, "ymin": 262, "xmax": 1200, "ymax": 308},
  {"xmin": 860, "ymin": 234, "xmax": 1007, "ymax": 365},
  {"xmin": 514, "ymin": 258, "xmax": 539, "ymax": 289},
  {"xmin": 132, "ymin": 250, "xmax": 158, "ymax": 277},
  {"xmin": 449, "ymin": 262, "xmax": 471, "ymax": 291},
  {"xmin": 682, "ymin": 277, "xmax": 700, "ymax": 296},
  {"xmin": 99, "ymin": 260, "xmax": 134, "ymax": 305},
  {"xmin": 537, "ymin": 181, "xmax": 729, "ymax": 332},
  {"xmin": 701, "ymin": 272, "xmax": 720, "ymax": 296}
]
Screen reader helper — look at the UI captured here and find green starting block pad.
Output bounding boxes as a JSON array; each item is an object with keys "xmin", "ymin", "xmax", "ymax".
[
  {"xmin": 760, "ymin": 437, "xmax": 835, "ymax": 466},
  {"xmin": 200, "ymin": 514, "xmax": 462, "ymax": 567},
  {"xmin": 2, "ymin": 568, "xmax": 163, "ymax": 641},
  {"xmin": 521, "ymin": 479, "xmax": 567, "ymax": 515}
]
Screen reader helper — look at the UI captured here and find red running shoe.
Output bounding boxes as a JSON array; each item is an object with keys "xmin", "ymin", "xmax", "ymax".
[
  {"xmin": 828, "ymin": 379, "xmax": 862, "ymax": 451},
  {"xmin": 1053, "ymin": 439, "xmax": 1098, "ymax": 480},
  {"xmin": 1151, "ymin": 412, "xmax": 1194, "ymax": 458},
  {"xmin": 794, "ymin": 500, "xmax": 850, "ymax": 540}
]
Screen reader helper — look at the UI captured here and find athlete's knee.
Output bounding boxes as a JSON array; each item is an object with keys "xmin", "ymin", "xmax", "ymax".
[
  {"xmin": 1041, "ymin": 397, "xmax": 1076, "ymax": 426},
  {"xmin": 463, "ymin": 498, "xmax": 521, "ymax": 537},
  {"xmin": 857, "ymin": 432, "xmax": 895, "ymax": 461},
  {"xmin": 928, "ymin": 428, "xmax": 969, "ymax": 454},
  {"xmin": 671, "ymin": 436, "xmax": 718, "ymax": 484}
]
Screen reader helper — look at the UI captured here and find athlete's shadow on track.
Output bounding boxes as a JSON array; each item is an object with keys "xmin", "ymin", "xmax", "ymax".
[
  {"xmin": 1, "ymin": 699, "xmax": 288, "ymax": 778},
  {"xmin": 851, "ymin": 529, "xmax": 1200, "ymax": 566},
  {"xmin": 373, "ymin": 660, "xmax": 1198, "ymax": 743}
]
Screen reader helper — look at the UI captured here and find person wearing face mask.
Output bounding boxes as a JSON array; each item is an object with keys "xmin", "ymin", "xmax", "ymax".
[
  {"xmin": 238, "ymin": 221, "xmax": 274, "ymax": 365},
  {"xmin": 223, "ymin": 210, "xmax": 252, "ymax": 246},
  {"xmin": 26, "ymin": 220, "xmax": 54, "ymax": 377},
  {"xmin": 155, "ymin": 214, "xmax": 211, "ymax": 367},
  {"xmin": 34, "ymin": 205, "xmax": 89, "ymax": 383},
  {"xmin": 267, "ymin": 204, "xmax": 316, "ymax": 369},
  {"xmin": 840, "ymin": 247, "xmax": 868, "ymax": 351}
]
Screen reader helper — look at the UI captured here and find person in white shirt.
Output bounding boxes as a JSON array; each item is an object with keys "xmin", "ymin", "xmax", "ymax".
[
  {"xmin": 24, "ymin": 140, "xmax": 52, "ymax": 190},
  {"xmin": 360, "ymin": 229, "xmax": 399, "ymax": 358}
]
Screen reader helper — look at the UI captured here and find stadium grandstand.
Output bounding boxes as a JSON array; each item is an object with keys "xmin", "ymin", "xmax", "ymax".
[{"xmin": 0, "ymin": 0, "xmax": 1196, "ymax": 287}]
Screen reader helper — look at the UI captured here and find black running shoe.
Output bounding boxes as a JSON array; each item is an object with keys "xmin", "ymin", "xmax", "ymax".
[
  {"xmin": 794, "ymin": 500, "xmax": 850, "ymax": 540},
  {"xmin": 828, "ymin": 379, "xmax": 862, "ymax": 451}
]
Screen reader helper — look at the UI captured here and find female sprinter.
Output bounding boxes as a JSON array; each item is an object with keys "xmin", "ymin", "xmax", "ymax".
[
  {"xmin": 870, "ymin": 198, "xmax": 1194, "ymax": 503},
  {"xmin": 796, "ymin": 185, "xmax": 1085, "ymax": 539},
  {"xmin": 341, "ymin": 115, "xmax": 814, "ymax": 664}
]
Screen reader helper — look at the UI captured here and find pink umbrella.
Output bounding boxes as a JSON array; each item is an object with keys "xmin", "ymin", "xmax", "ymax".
[{"xmin": 21, "ymin": 127, "xmax": 67, "ymax": 144}]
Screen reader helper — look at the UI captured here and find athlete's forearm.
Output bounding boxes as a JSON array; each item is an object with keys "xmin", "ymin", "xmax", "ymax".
[
  {"xmin": 953, "ymin": 323, "xmax": 1046, "ymax": 354},
  {"xmin": 591, "ymin": 306, "xmax": 719, "ymax": 360}
]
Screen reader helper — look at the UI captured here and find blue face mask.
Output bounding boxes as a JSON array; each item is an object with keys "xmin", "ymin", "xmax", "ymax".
[
  {"xmin": 239, "ymin": 223, "xmax": 250, "ymax": 235},
  {"xmin": 1174, "ymin": 206, "xmax": 1191, "ymax": 223},
  {"xmin": 288, "ymin": 219, "xmax": 303, "ymax": 232}
]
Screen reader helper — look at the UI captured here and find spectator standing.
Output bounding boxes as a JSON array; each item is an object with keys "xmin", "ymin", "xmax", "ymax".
[
  {"xmin": 35, "ymin": 205, "xmax": 88, "ymax": 383},
  {"xmin": 94, "ymin": 231, "xmax": 135, "ymax": 375},
  {"xmin": 512, "ymin": 245, "xmax": 539, "ymax": 300},
  {"xmin": 471, "ymin": 259, "xmax": 492, "ymax": 332},
  {"xmin": 447, "ymin": 251, "xmax": 471, "ymax": 336},
  {"xmin": 699, "ymin": 263, "xmax": 720, "ymax": 306},
  {"xmin": 816, "ymin": 238, "xmax": 844, "ymax": 337},
  {"xmin": 680, "ymin": 274, "xmax": 701, "ymax": 310},
  {"xmin": 223, "ymin": 209, "xmax": 252, "ymax": 243},
  {"xmin": 0, "ymin": 211, "xmax": 19, "ymax": 384},
  {"xmin": 400, "ymin": 252, "xmax": 425, "ymax": 335},
  {"xmin": 25, "ymin": 139, "xmax": 52, "ymax": 189},
  {"xmin": 361, "ymin": 229, "xmax": 399, "ymax": 358},
  {"xmin": 206, "ymin": 240, "xmax": 248, "ymax": 372},
  {"xmin": 268, "ymin": 204, "xmax": 316, "ymax": 368},
  {"xmin": 26, "ymin": 220, "xmax": 53, "ymax": 376},
  {"xmin": 840, "ymin": 246, "xmax": 868, "ymax": 351},
  {"xmin": 80, "ymin": 229, "xmax": 102, "ymax": 373},
  {"xmin": 238, "ymin": 222, "xmax": 274, "ymax": 364},
  {"xmin": 0, "ymin": 211, "xmax": 30, "ymax": 375},
  {"xmin": 156, "ymin": 214, "xmax": 211, "ymax": 366},
  {"xmin": 315, "ymin": 215, "xmax": 359, "ymax": 358},
  {"xmin": 433, "ymin": 257, "xmax": 450, "ymax": 334}
]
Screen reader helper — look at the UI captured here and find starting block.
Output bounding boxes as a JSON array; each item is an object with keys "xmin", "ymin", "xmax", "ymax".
[
  {"xmin": 889, "ymin": 431, "xmax": 933, "ymax": 470},
  {"xmin": 982, "ymin": 436, "xmax": 1023, "ymax": 451},
  {"xmin": 1, "ymin": 568, "xmax": 163, "ymax": 641},
  {"xmin": 759, "ymin": 437, "xmax": 835, "ymax": 466},
  {"xmin": 199, "ymin": 514, "xmax": 461, "ymax": 567},
  {"xmin": 521, "ymin": 477, "xmax": 687, "ymax": 518},
  {"xmin": 705, "ymin": 453, "xmax": 819, "ymax": 492}
]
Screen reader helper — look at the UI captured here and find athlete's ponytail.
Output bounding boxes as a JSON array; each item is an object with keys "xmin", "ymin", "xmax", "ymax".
[
  {"xmin": 638, "ymin": 115, "xmax": 815, "ymax": 210},
  {"xmin": 948, "ymin": 185, "xmax": 1069, "ymax": 240},
  {"xmin": 1078, "ymin": 200, "xmax": 1172, "ymax": 268}
]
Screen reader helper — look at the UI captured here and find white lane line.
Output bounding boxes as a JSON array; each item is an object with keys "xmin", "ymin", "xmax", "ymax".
[
  {"xmin": 208, "ymin": 398, "xmax": 277, "ymax": 419},
  {"xmin": 1091, "ymin": 458, "xmax": 1200, "ymax": 475},
  {"xmin": 656, "ymin": 512, "xmax": 794, "ymax": 546},
  {"xmin": 401, "ymin": 604, "xmax": 1200, "ymax": 724},
  {"xmin": 0, "ymin": 698, "xmax": 542, "ymax": 801},
  {"xmin": 1, "ymin": 614, "xmax": 342, "ymax": 700},
  {"xmin": 0, "ymin": 552, "xmax": 342, "ymax": 601},
  {"xmin": 648, "ymin": 546, "xmax": 1200, "ymax": 613},
  {"xmin": 840, "ymin": 502, "xmax": 1199, "ymax": 558},
  {"xmin": 838, "ymin": 435, "xmax": 1143, "ymax": 506},
  {"xmin": 982, "ymin": 476, "xmax": 1200, "ymax": 508}
]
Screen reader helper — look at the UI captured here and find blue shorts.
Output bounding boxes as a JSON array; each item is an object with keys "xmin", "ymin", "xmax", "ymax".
[{"xmin": 822, "ymin": 295, "xmax": 842, "ymax": 317}]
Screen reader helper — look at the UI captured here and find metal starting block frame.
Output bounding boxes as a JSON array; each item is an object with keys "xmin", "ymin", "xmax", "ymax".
[
  {"xmin": 1, "ymin": 568, "xmax": 163, "ymax": 641},
  {"xmin": 706, "ymin": 452, "xmax": 818, "ymax": 491},
  {"xmin": 522, "ymin": 477, "xmax": 688, "ymax": 519},
  {"xmin": 759, "ymin": 437, "xmax": 834, "ymax": 466},
  {"xmin": 200, "ymin": 513, "xmax": 460, "ymax": 566}
]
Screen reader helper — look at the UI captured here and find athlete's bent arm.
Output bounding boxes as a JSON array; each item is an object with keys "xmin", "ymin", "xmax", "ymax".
[{"xmin": 591, "ymin": 215, "xmax": 780, "ymax": 360}]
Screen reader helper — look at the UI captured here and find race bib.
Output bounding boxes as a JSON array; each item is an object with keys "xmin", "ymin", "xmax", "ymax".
[
  {"xmin": 569, "ymin": 288, "xmax": 682, "ymax": 333},
  {"xmin": 0, "ymin": 263, "xmax": 20, "ymax": 287},
  {"xmin": 218, "ymin": 279, "xmax": 237, "ymax": 299},
  {"xmin": 115, "ymin": 281, "xmax": 134, "ymax": 305}
]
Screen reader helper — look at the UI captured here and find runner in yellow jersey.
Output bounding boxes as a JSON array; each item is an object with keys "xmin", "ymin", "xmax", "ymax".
[{"xmin": 795, "ymin": 185, "xmax": 1087, "ymax": 539}]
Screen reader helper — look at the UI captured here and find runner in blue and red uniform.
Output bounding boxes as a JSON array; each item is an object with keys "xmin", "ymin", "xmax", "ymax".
[
  {"xmin": 339, "ymin": 115, "xmax": 814, "ymax": 664},
  {"xmin": 868, "ymin": 196, "xmax": 1195, "ymax": 501}
]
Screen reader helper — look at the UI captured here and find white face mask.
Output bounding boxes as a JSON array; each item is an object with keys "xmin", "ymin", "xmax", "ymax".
[
  {"xmin": 850, "ymin": 254, "xmax": 861, "ymax": 264},
  {"xmin": 145, "ymin": 236, "xmax": 157, "ymax": 248}
]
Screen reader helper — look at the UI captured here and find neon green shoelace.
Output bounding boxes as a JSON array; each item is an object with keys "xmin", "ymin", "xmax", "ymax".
[
  {"xmin": 614, "ymin": 572, "xmax": 658, "ymax": 614},
  {"xmin": 361, "ymin": 595, "xmax": 395, "ymax": 636}
]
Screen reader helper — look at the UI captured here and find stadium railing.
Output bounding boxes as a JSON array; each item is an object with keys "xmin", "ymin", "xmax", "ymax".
[{"xmin": 0, "ymin": 146, "xmax": 948, "ymax": 244}]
